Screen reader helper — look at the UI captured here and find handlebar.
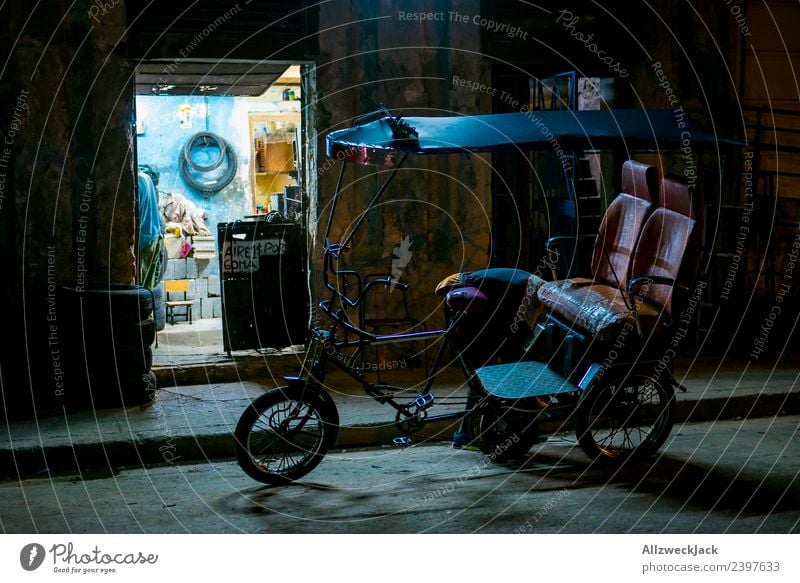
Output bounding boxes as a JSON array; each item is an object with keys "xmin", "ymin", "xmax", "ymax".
[
  {"xmin": 320, "ymin": 241, "xmax": 412, "ymax": 340},
  {"xmin": 318, "ymin": 299, "xmax": 377, "ymax": 341}
]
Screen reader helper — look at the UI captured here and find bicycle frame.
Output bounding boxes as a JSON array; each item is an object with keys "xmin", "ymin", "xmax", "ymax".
[{"xmin": 309, "ymin": 146, "xmax": 490, "ymax": 433}]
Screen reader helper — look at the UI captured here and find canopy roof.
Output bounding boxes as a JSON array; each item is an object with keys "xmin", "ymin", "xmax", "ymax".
[{"xmin": 326, "ymin": 109, "xmax": 740, "ymax": 165}]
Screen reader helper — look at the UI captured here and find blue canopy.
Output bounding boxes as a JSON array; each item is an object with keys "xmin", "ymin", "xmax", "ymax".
[{"xmin": 326, "ymin": 109, "xmax": 740, "ymax": 165}]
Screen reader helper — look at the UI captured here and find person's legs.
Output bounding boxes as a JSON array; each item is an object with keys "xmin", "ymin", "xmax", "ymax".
[{"xmin": 140, "ymin": 237, "xmax": 163, "ymax": 289}]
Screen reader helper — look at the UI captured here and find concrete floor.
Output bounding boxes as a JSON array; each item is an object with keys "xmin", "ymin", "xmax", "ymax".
[
  {"xmin": 153, "ymin": 317, "xmax": 305, "ymax": 368},
  {"xmin": 154, "ymin": 318, "xmax": 224, "ymax": 357},
  {"xmin": 1, "ymin": 416, "xmax": 798, "ymax": 533}
]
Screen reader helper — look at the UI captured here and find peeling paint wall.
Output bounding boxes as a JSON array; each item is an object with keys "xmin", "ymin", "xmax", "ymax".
[
  {"xmin": 314, "ymin": 0, "xmax": 491, "ymax": 329},
  {"xmin": 135, "ymin": 95, "xmax": 249, "ymax": 276}
]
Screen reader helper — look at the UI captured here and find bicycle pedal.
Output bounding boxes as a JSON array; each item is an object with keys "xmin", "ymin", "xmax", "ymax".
[
  {"xmin": 410, "ymin": 393, "xmax": 434, "ymax": 409},
  {"xmin": 393, "ymin": 436, "xmax": 413, "ymax": 448}
]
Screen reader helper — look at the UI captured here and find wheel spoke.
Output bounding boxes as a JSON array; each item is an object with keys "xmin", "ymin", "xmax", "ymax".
[
  {"xmin": 235, "ymin": 385, "xmax": 337, "ymax": 484},
  {"xmin": 577, "ymin": 376, "xmax": 674, "ymax": 462}
]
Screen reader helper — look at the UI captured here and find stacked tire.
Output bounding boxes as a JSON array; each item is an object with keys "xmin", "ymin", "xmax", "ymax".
[
  {"xmin": 59, "ymin": 285, "xmax": 158, "ymax": 408},
  {"xmin": 152, "ymin": 282, "xmax": 166, "ymax": 331},
  {"xmin": 152, "ymin": 243, "xmax": 168, "ymax": 332}
]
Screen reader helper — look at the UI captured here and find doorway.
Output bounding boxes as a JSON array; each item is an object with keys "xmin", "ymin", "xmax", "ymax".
[{"xmin": 133, "ymin": 60, "xmax": 312, "ymax": 360}]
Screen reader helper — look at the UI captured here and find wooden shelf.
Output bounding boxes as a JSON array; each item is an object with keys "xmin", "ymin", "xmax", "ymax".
[
  {"xmin": 249, "ymin": 111, "xmax": 300, "ymax": 214},
  {"xmin": 254, "ymin": 140, "xmax": 294, "ymax": 173},
  {"xmin": 249, "ymin": 112, "xmax": 300, "ymax": 123}
]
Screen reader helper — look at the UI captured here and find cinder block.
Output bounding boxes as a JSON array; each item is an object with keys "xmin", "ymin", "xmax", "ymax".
[
  {"xmin": 171, "ymin": 259, "xmax": 187, "ymax": 280},
  {"xmin": 207, "ymin": 275, "xmax": 220, "ymax": 297},
  {"xmin": 211, "ymin": 297, "xmax": 223, "ymax": 318},
  {"xmin": 197, "ymin": 258, "xmax": 215, "ymax": 278},
  {"xmin": 201, "ymin": 298, "xmax": 214, "ymax": 319},
  {"xmin": 164, "ymin": 234, "xmax": 183, "ymax": 259},
  {"xmin": 191, "ymin": 299, "xmax": 201, "ymax": 320},
  {"xmin": 186, "ymin": 258, "xmax": 198, "ymax": 279},
  {"xmin": 164, "ymin": 260, "xmax": 176, "ymax": 280},
  {"xmin": 195, "ymin": 278, "xmax": 208, "ymax": 299}
]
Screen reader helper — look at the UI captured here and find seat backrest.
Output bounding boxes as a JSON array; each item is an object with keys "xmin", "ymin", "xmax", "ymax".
[
  {"xmin": 662, "ymin": 173, "xmax": 703, "ymax": 258},
  {"xmin": 590, "ymin": 160, "xmax": 659, "ymax": 288},
  {"xmin": 621, "ymin": 159, "xmax": 660, "ymax": 200},
  {"xmin": 661, "ymin": 176, "xmax": 695, "ymax": 218},
  {"xmin": 630, "ymin": 176, "xmax": 696, "ymax": 315},
  {"xmin": 165, "ymin": 279, "xmax": 189, "ymax": 295}
]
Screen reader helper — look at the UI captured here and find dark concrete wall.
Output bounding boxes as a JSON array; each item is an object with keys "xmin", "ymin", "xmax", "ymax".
[{"xmin": 310, "ymin": 0, "xmax": 743, "ymax": 327}]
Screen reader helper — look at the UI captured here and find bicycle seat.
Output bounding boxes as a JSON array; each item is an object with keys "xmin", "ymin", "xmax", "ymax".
[{"xmin": 445, "ymin": 286, "xmax": 488, "ymax": 314}]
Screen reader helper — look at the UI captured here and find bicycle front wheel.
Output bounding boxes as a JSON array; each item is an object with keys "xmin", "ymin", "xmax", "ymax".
[{"xmin": 235, "ymin": 384, "xmax": 339, "ymax": 485}]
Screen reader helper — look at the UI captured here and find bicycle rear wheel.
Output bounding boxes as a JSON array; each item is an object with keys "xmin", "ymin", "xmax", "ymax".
[
  {"xmin": 470, "ymin": 401, "xmax": 541, "ymax": 462},
  {"xmin": 235, "ymin": 384, "xmax": 339, "ymax": 485},
  {"xmin": 575, "ymin": 374, "xmax": 675, "ymax": 464}
]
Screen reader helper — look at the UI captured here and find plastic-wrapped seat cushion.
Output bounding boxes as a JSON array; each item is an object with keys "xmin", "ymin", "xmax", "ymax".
[{"xmin": 538, "ymin": 279, "xmax": 661, "ymax": 341}]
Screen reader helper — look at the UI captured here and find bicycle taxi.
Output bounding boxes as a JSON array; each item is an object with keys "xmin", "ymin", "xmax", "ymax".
[{"xmin": 235, "ymin": 106, "xmax": 737, "ymax": 484}]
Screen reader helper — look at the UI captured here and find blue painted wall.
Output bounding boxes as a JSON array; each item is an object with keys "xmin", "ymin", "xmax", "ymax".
[{"xmin": 135, "ymin": 96, "xmax": 251, "ymax": 267}]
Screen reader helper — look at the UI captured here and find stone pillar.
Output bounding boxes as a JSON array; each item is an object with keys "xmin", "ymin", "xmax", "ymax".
[{"xmin": 0, "ymin": 0, "xmax": 136, "ymax": 418}]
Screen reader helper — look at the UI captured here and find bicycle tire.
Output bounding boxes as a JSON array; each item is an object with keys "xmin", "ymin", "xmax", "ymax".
[
  {"xmin": 575, "ymin": 373, "xmax": 675, "ymax": 464},
  {"xmin": 470, "ymin": 401, "xmax": 541, "ymax": 462},
  {"xmin": 235, "ymin": 384, "xmax": 339, "ymax": 485},
  {"xmin": 183, "ymin": 131, "xmax": 227, "ymax": 172},
  {"xmin": 178, "ymin": 135, "xmax": 238, "ymax": 194}
]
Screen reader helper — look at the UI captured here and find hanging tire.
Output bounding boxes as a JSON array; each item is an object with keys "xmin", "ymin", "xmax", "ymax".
[
  {"xmin": 574, "ymin": 374, "xmax": 675, "ymax": 464},
  {"xmin": 183, "ymin": 131, "xmax": 227, "ymax": 172},
  {"xmin": 179, "ymin": 133, "xmax": 238, "ymax": 195},
  {"xmin": 470, "ymin": 401, "xmax": 541, "ymax": 462},
  {"xmin": 235, "ymin": 384, "xmax": 339, "ymax": 485}
]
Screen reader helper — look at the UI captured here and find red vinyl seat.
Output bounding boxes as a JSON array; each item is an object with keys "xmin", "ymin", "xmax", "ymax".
[
  {"xmin": 538, "ymin": 174, "xmax": 696, "ymax": 341},
  {"xmin": 538, "ymin": 160, "xmax": 660, "ymax": 339}
]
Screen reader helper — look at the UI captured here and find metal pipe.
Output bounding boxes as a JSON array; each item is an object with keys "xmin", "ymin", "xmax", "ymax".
[
  {"xmin": 340, "ymin": 153, "xmax": 408, "ymax": 251},
  {"xmin": 324, "ymin": 160, "xmax": 348, "ymax": 243}
]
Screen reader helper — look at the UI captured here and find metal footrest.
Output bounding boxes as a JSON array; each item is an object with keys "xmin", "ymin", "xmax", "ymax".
[{"xmin": 476, "ymin": 361, "xmax": 578, "ymax": 400}]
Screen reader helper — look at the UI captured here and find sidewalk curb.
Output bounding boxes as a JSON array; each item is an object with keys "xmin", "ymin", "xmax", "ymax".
[
  {"xmin": 2, "ymin": 391, "xmax": 797, "ymax": 479},
  {"xmin": 152, "ymin": 354, "xmax": 302, "ymax": 387}
]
